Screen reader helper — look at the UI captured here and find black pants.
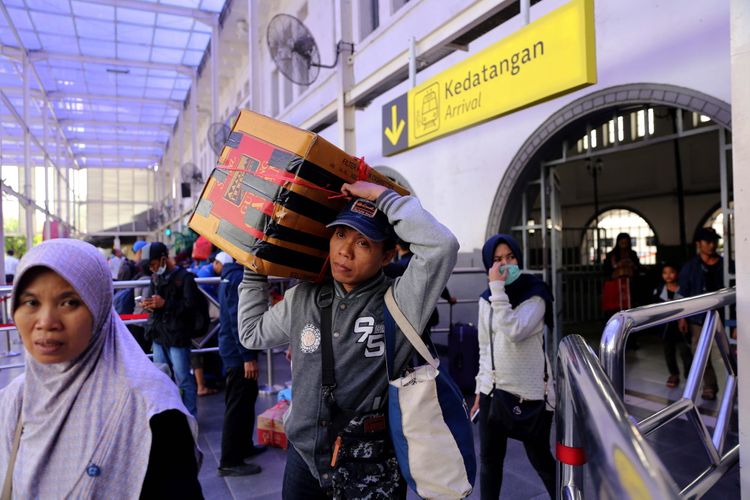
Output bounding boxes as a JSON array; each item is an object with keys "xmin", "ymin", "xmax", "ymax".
[
  {"xmin": 663, "ymin": 326, "xmax": 693, "ymax": 377},
  {"xmin": 220, "ymin": 366, "xmax": 259, "ymax": 467},
  {"xmin": 479, "ymin": 393, "xmax": 556, "ymax": 499}
]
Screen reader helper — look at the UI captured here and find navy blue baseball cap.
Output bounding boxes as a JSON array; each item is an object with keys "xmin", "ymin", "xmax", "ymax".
[
  {"xmin": 141, "ymin": 242, "xmax": 169, "ymax": 262},
  {"xmin": 326, "ymin": 198, "xmax": 393, "ymax": 242}
]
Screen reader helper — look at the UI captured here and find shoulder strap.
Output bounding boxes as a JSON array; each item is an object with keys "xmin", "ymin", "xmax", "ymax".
[
  {"xmin": 318, "ymin": 286, "xmax": 335, "ymax": 392},
  {"xmin": 383, "ymin": 287, "xmax": 439, "ymax": 371},
  {"xmin": 1, "ymin": 415, "xmax": 23, "ymax": 500},
  {"xmin": 489, "ymin": 309, "xmax": 496, "ymax": 391}
]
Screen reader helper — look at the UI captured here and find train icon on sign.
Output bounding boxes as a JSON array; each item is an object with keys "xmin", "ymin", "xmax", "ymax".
[{"xmin": 414, "ymin": 83, "xmax": 440, "ymax": 137}]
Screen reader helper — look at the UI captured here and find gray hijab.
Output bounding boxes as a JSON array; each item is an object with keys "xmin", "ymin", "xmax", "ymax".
[{"xmin": 0, "ymin": 239, "xmax": 199, "ymax": 499}]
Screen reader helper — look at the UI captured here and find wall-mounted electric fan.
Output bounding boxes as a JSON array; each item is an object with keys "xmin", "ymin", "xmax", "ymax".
[
  {"xmin": 180, "ymin": 162, "xmax": 204, "ymax": 198},
  {"xmin": 207, "ymin": 122, "xmax": 231, "ymax": 157},
  {"xmin": 266, "ymin": 13, "xmax": 354, "ymax": 86}
]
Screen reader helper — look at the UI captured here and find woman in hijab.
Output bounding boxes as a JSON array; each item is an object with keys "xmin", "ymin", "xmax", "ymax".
[
  {"xmin": 601, "ymin": 232, "xmax": 641, "ymax": 314},
  {"xmin": 0, "ymin": 239, "xmax": 203, "ymax": 499},
  {"xmin": 470, "ymin": 234, "xmax": 555, "ymax": 499}
]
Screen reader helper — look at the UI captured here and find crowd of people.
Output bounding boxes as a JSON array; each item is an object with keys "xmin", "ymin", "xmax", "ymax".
[
  {"xmin": 0, "ymin": 181, "xmax": 732, "ymax": 499},
  {"xmin": 602, "ymin": 227, "xmax": 728, "ymax": 401}
]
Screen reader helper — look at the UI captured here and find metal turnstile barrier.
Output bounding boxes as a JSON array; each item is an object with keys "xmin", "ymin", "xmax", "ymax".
[{"xmin": 558, "ymin": 287, "xmax": 738, "ymax": 498}]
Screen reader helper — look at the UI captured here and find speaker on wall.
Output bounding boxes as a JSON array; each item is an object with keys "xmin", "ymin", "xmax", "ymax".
[{"xmin": 181, "ymin": 182, "xmax": 191, "ymax": 198}]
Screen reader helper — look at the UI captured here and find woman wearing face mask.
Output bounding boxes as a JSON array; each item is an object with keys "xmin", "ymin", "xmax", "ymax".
[
  {"xmin": 0, "ymin": 239, "xmax": 203, "ymax": 499},
  {"xmin": 470, "ymin": 234, "xmax": 556, "ymax": 499}
]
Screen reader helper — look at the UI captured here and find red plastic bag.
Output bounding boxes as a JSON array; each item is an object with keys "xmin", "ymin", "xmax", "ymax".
[{"xmin": 601, "ymin": 278, "xmax": 631, "ymax": 312}]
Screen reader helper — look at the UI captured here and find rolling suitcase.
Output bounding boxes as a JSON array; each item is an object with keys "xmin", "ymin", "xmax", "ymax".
[{"xmin": 447, "ymin": 305, "xmax": 480, "ymax": 395}]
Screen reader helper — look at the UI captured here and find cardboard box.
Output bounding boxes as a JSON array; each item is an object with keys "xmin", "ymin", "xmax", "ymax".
[
  {"xmin": 256, "ymin": 401, "xmax": 290, "ymax": 449},
  {"xmin": 188, "ymin": 109, "xmax": 408, "ymax": 281}
]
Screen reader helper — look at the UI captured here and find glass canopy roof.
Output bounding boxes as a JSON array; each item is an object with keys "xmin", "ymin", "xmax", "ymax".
[{"xmin": 0, "ymin": 0, "xmax": 229, "ymax": 169}]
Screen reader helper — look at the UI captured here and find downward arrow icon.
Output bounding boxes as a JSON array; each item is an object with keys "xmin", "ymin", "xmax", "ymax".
[{"xmin": 384, "ymin": 104, "xmax": 405, "ymax": 145}]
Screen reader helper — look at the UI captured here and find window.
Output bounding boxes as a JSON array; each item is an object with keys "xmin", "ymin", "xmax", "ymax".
[
  {"xmin": 392, "ymin": 0, "xmax": 409, "ymax": 13},
  {"xmin": 583, "ymin": 208, "xmax": 657, "ymax": 265},
  {"xmin": 359, "ymin": 0, "xmax": 380, "ymax": 41},
  {"xmin": 577, "ymin": 108, "xmax": 655, "ymax": 153}
]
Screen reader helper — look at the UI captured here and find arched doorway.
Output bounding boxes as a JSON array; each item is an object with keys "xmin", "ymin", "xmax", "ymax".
[{"xmin": 485, "ymin": 83, "xmax": 733, "ymax": 346}]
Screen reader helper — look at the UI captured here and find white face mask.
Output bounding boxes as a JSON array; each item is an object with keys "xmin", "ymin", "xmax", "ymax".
[{"xmin": 155, "ymin": 258, "xmax": 167, "ymax": 275}]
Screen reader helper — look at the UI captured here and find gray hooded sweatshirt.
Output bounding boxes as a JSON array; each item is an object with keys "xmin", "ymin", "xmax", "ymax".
[{"xmin": 238, "ymin": 189, "xmax": 459, "ymax": 487}]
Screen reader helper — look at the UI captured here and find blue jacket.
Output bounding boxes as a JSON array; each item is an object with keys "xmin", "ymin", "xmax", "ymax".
[
  {"xmin": 678, "ymin": 255, "xmax": 724, "ymax": 324},
  {"xmin": 195, "ymin": 262, "xmax": 218, "ymax": 300},
  {"xmin": 218, "ymin": 263, "xmax": 258, "ymax": 368}
]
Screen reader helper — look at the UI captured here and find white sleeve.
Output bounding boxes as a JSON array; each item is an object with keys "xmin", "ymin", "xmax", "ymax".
[{"xmin": 489, "ymin": 281, "xmax": 545, "ymax": 343}]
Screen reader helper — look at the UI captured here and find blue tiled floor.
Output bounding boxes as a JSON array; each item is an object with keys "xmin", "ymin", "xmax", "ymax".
[{"xmin": 0, "ymin": 328, "xmax": 739, "ymax": 499}]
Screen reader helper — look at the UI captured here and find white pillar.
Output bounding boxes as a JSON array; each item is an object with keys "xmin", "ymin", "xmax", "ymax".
[
  {"xmin": 22, "ymin": 54, "xmax": 33, "ymax": 251},
  {"xmin": 248, "ymin": 0, "xmax": 262, "ymax": 112},
  {"xmin": 191, "ymin": 70, "xmax": 199, "ymax": 175},
  {"xmin": 731, "ymin": 1, "xmax": 750, "ymax": 497},
  {"xmin": 335, "ymin": 0, "xmax": 355, "ymax": 153},
  {"xmin": 43, "ymin": 104, "xmax": 50, "ymax": 240},
  {"xmin": 56, "ymin": 128, "xmax": 62, "ymax": 218}
]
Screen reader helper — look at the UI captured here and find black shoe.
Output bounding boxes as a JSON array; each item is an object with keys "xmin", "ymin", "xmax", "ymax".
[
  {"xmin": 218, "ymin": 463, "xmax": 262, "ymax": 477},
  {"xmin": 244, "ymin": 445, "xmax": 268, "ymax": 458}
]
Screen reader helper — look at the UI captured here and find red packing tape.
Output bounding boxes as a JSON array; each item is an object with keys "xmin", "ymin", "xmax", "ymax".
[{"xmin": 556, "ymin": 442, "xmax": 586, "ymax": 465}]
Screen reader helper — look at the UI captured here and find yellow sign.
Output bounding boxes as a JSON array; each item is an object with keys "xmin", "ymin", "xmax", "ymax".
[{"xmin": 382, "ymin": 0, "xmax": 596, "ymax": 155}]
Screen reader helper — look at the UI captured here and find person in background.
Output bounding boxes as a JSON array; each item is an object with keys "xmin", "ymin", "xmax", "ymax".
[
  {"xmin": 216, "ymin": 251, "xmax": 265, "ymax": 477},
  {"xmin": 108, "ymin": 248, "xmax": 124, "ymax": 280},
  {"xmin": 191, "ymin": 252, "xmax": 221, "ymax": 397},
  {"xmin": 133, "ymin": 240, "xmax": 148, "ymax": 263},
  {"xmin": 195, "ymin": 253, "xmax": 220, "ymax": 300},
  {"xmin": 603, "ymin": 232, "xmax": 641, "ymax": 282},
  {"xmin": 652, "ymin": 262, "xmax": 692, "ymax": 388},
  {"xmin": 141, "ymin": 242, "xmax": 200, "ymax": 415},
  {"xmin": 678, "ymin": 227, "xmax": 726, "ymax": 401},
  {"xmin": 384, "ymin": 237, "xmax": 457, "ymax": 333},
  {"xmin": 471, "ymin": 233, "xmax": 556, "ymax": 499},
  {"xmin": 602, "ymin": 232, "xmax": 642, "ymax": 349},
  {"xmin": 4, "ymin": 249, "xmax": 19, "ymax": 285},
  {"xmin": 0, "ymin": 239, "xmax": 202, "ymax": 499}
]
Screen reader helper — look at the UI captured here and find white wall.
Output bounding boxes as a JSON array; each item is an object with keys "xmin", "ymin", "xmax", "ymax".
[{"xmin": 352, "ymin": 0, "xmax": 730, "ymax": 252}]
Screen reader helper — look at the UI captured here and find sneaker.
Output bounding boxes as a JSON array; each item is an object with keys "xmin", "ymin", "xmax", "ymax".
[
  {"xmin": 244, "ymin": 445, "xmax": 268, "ymax": 458},
  {"xmin": 666, "ymin": 375, "xmax": 679, "ymax": 388},
  {"xmin": 218, "ymin": 463, "xmax": 262, "ymax": 477}
]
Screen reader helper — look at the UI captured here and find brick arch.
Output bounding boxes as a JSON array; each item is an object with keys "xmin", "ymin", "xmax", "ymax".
[{"xmin": 486, "ymin": 83, "xmax": 732, "ymax": 239}]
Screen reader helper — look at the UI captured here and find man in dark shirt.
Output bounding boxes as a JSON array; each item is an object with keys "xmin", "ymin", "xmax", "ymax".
[
  {"xmin": 142, "ymin": 242, "xmax": 200, "ymax": 414},
  {"xmin": 384, "ymin": 238, "xmax": 457, "ymax": 331},
  {"xmin": 216, "ymin": 252, "xmax": 265, "ymax": 477},
  {"xmin": 678, "ymin": 227, "xmax": 725, "ymax": 401}
]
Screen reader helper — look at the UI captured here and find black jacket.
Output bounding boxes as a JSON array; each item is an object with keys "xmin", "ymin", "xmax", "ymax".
[{"xmin": 145, "ymin": 266, "xmax": 201, "ymax": 347}]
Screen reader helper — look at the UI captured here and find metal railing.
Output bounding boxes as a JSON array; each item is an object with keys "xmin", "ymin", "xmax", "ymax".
[
  {"xmin": 556, "ymin": 334, "xmax": 681, "ymax": 499},
  {"xmin": 558, "ymin": 288, "xmax": 738, "ymax": 499},
  {"xmin": 0, "ymin": 277, "xmax": 290, "ymax": 392},
  {"xmin": 600, "ymin": 287, "xmax": 735, "ymax": 397}
]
